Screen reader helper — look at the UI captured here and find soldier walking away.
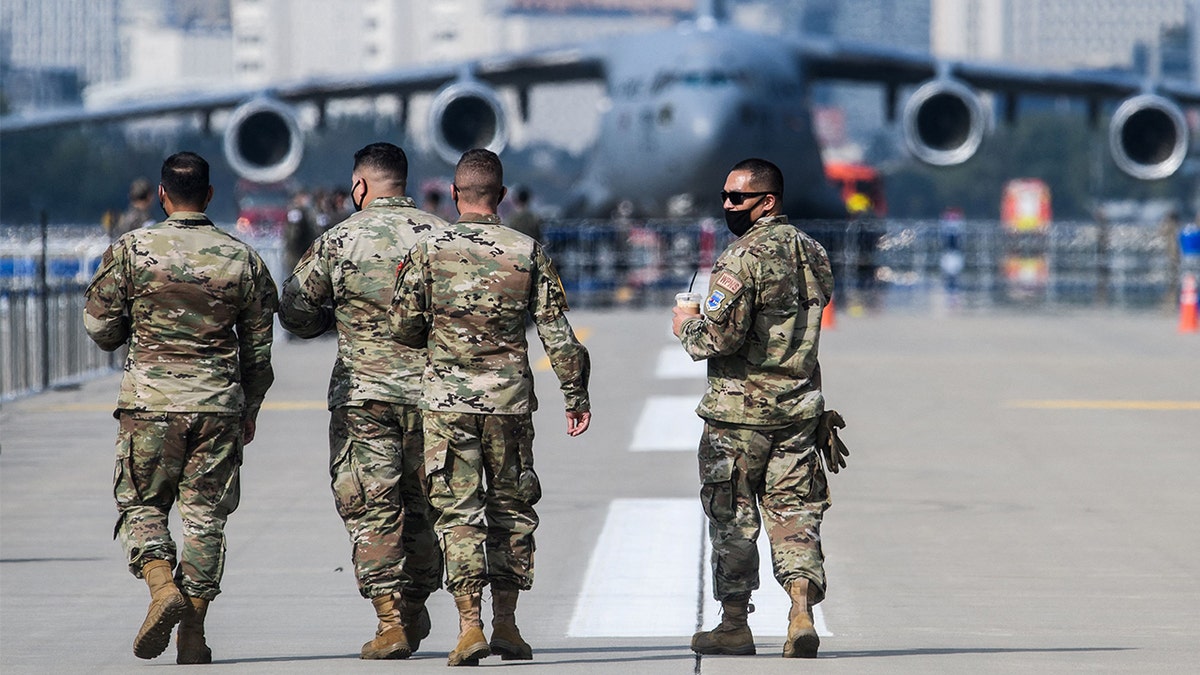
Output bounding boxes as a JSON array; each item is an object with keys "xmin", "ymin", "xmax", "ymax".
[
  {"xmin": 390, "ymin": 148, "xmax": 591, "ymax": 666},
  {"xmin": 109, "ymin": 177, "xmax": 156, "ymax": 240},
  {"xmin": 83, "ymin": 151, "xmax": 277, "ymax": 663},
  {"xmin": 278, "ymin": 143, "xmax": 448, "ymax": 660},
  {"xmin": 507, "ymin": 186, "xmax": 543, "ymax": 242},
  {"xmin": 671, "ymin": 158, "xmax": 850, "ymax": 659}
]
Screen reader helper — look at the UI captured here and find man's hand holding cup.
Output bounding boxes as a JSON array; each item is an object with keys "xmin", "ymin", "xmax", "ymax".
[{"xmin": 672, "ymin": 291, "xmax": 703, "ymax": 336}]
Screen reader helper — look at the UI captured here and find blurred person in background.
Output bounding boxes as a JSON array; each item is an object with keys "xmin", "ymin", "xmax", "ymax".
[{"xmin": 109, "ymin": 178, "xmax": 156, "ymax": 240}]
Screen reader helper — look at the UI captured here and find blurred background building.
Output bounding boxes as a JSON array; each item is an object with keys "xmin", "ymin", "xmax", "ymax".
[{"xmin": 5, "ymin": 1, "xmax": 1197, "ymax": 141}]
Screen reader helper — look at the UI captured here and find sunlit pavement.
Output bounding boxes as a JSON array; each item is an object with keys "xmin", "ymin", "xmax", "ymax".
[{"xmin": 3, "ymin": 308, "xmax": 1198, "ymax": 673}]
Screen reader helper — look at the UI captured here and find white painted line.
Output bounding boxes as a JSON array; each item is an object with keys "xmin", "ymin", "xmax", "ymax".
[
  {"xmin": 569, "ymin": 498, "xmax": 833, "ymax": 639},
  {"xmin": 629, "ymin": 396, "xmax": 704, "ymax": 451},
  {"xmin": 654, "ymin": 346, "xmax": 707, "ymax": 379},
  {"xmin": 567, "ymin": 499, "xmax": 706, "ymax": 637}
]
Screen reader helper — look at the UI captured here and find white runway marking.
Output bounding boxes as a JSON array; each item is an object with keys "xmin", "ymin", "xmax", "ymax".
[
  {"xmin": 569, "ymin": 498, "xmax": 832, "ymax": 638},
  {"xmin": 629, "ymin": 396, "xmax": 704, "ymax": 451},
  {"xmin": 567, "ymin": 499, "xmax": 705, "ymax": 637},
  {"xmin": 654, "ymin": 346, "xmax": 706, "ymax": 379}
]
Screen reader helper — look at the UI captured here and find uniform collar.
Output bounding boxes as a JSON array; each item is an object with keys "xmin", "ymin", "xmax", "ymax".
[
  {"xmin": 457, "ymin": 212, "xmax": 502, "ymax": 225},
  {"xmin": 365, "ymin": 195, "xmax": 416, "ymax": 209},
  {"xmin": 754, "ymin": 214, "xmax": 789, "ymax": 227},
  {"xmin": 165, "ymin": 211, "xmax": 212, "ymax": 226}
]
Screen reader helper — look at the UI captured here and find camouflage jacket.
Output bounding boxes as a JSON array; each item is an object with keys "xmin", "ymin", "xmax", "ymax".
[
  {"xmin": 279, "ymin": 195, "xmax": 447, "ymax": 408},
  {"xmin": 84, "ymin": 211, "xmax": 277, "ymax": 419},
  {"xmin": 678, "ymin": 215, "xmax": 833, "ymax": 425},
  {"xmin": 389, "ymin": 212, "xmax": 590, "ymax": 414}
]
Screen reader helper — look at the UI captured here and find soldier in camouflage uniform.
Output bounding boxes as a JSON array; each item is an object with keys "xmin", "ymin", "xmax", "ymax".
[
  {"xmin": 109, "ymin": 177, "xmax": 155, "ymax": 240},
  {"xmin": 278, "ymin": 142, "xmax": 446, "ymax": 660},
  {"xmin": 390, "ymin": 149, "xmax": 591, "ymax": 667},
  {"xmin": 672, "ymin": 158, "xmax": 849, "ymax": 659},
  {"xmin": 84, "ymin": 151, "xmax": 277, "ymax": 664}
]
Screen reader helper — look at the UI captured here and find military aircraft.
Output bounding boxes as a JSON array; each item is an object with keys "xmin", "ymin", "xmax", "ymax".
[{"xmin": 3, "ymin": 0, "xmax": 1197, "ymax": 218}]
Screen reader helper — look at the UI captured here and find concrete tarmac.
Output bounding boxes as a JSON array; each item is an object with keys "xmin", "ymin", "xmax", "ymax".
[{"xmin": 2, "ymin": 308, "xmax": 1198, "ymax": 673}]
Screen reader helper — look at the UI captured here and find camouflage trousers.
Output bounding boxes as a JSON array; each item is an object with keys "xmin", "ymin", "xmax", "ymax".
[
  {"xmin": 422, "ymin": 411, "xmax": 540, "ymax": 597},
  {"xmin": 329, "ymin": 401, "xmax": 442, "ymax": 599},
  {"xmin": 698, "ymin": 416, "xmax": 831, "ymax": 604},
  {"xmin": 113, "ymin": 410, "xmax": 242, "ymax": 600}
]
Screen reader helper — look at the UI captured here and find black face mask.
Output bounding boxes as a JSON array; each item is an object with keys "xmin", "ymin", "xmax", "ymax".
[
  {"xmin": 351, "ymin": 180, "xmax": 366, "ymax": 212},
  {"xmin": 723, "ymin": 201, "xmax": 759, "ymax": 236}
]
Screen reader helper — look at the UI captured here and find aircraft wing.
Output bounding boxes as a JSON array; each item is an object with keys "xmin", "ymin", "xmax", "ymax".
[
  {"xmin": 795, "ymin": 38, "xmax": 1200, "ymax": 104},
  {"xmin": 0, "ymin": 46, "xmax": 607, "ymax": 134}
]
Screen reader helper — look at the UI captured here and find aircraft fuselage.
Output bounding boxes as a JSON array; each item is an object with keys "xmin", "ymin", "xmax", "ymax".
[{"xmin": 570, "ymin": 21, "xmax": 844, "ymax": 219}]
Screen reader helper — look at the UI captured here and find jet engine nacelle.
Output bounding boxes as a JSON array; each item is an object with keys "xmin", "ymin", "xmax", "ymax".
[
  {"xmin": 222, "ymin": 98, "xmax": 303, "ymax": 184},
  {"xmin": 902, "ymin": 79, "xmax": 986, "ymax": 167},
  {"xmin": 427, "ymin": 80, "xmax": 508, "ymax": 165},
  {"xmin": 1108, "ymin": 94, "xmax": 1188, "ymax": 181}
]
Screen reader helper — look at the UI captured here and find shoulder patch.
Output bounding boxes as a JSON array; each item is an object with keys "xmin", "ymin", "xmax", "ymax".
[
  {"xmin": 715, "ymin": 271, "xmax": 744, "ymax": 294},
  {"xmin": 706, "ymin": 289, "xmax": 726, "ymax": 312}
]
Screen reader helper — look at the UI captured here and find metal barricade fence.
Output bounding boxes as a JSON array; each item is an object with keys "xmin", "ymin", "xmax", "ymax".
[
  {"xmin": 542, "ymin": 218, "xmax": 1176, "ymax": 311},
  {"xmin": 0, "ymin": 218, "xmax": 1181, "ymax": 399},
  {"xmin": 1, "ymin": 284, "xmax": 116, "ymax": 401}
]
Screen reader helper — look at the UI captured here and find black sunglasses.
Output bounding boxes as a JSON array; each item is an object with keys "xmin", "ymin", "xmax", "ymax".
[{"xmin": 721, "ymin": 191, "xmax": 777, "ymax": 206}]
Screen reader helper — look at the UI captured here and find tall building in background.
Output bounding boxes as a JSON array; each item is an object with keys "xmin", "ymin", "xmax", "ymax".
[
  {"xmin": 1, "ymin": 0, "xmax": 121, "ymax": 84},
  {"xmin": 932, "ymin": 0, "xmax": 1188, "ymax": 72},
  {"xmin": 1, "ymin": 0, "xmax": 120, "ymax": 110}
]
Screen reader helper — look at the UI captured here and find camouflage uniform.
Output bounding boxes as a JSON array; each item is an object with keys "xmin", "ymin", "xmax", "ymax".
[
  {"xmin": 677, "ymin": 214, "xmax": 834, "ymax": 604},
  {"xmin": 390, "ymin": 212, "xmax": 590, "ymax": 596},
  {"xmin": 111, "ymin": 204, "xmax": 154, "ymax": 240},
  {"xmin": 84, "ymin": 211, "xmax": 277, "ymax": 600},
  {"xmin": 279, "ymin": 195, "xmax": 446, "ymax": 600}
]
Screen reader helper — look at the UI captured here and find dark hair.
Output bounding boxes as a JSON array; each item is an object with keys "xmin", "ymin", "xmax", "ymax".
[
  {"xmin": 129, "ymin": 178, "xmax": 152, "ymax": 202},
  {"xmin": 454, "ymin": 149, "xmax": 504, "ymax": 204},
  {"xmin": 161, "ymin": 152, "xmax": 210, "ymax": 207},
  {"xmin": 730, "ymin": 157, "xmax": 783, "ymax": 195},
  {"xmin": 354, "ymin": 142, "xmax": 408, "ymax": 188}
]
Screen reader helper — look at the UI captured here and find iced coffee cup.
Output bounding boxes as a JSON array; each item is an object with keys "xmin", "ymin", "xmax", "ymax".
[{"xmin": 675, "ymin": 291, "xmax": 703, "ymax": 315}]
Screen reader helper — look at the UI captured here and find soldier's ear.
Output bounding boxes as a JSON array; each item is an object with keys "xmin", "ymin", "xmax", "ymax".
[{"xmin": 498, "ymin": 186, "xmax": 507, "ymax": 206}]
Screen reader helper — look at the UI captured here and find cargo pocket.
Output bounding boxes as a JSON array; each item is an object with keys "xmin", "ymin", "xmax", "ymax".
[
  {"xmin": 112, "ymin": 434, "xmax": 137, "ymax": 540},
  {"xmin": 424, "ymin": 434, "xmax": 453, "ymax": 513},
  {"xmin": 516, "ymin": 465, "xmax": 542, "ymax": 506},
  {"xmin": 329, "ymin": 437, "xmax": 366, "ymax": 519},
  {"xmin": 699, "ymin": 458, "xmax": 736, "ymax": 524}
]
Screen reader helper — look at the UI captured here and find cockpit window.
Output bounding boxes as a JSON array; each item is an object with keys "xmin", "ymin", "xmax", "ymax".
[{"xmin": 651, "ymin": 70, "xmax": 747, "ymax": 93}]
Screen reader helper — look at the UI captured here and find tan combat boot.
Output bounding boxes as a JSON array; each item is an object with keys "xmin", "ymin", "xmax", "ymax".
[
  {"xmin": 176, "ymin": 596, "xmax": 212, "ymax": 664},
  {"xmin": 690, "ymin": 596, "xmax": 755, "ymax": 655},
  {"xmin": 133, "ymin": 559, "xmax": 188, "ymax": 660},
  {"xmin": 783, "ymin": 578, "xmax": 819, "ymax": 658},
  {"xmin": 398, "ymin": 591, "xmax": 431, "ymax": 653},
  {"xmin": 360, "ymin": 593, "xmax": 411, "ymax": 660},
  {"xmin": 489, "ymin": 589, "xmax": 533, "ymax": 660},
  {"xmin": 447, "ymin": 592, "xmax": 490, "ymax": 666}
]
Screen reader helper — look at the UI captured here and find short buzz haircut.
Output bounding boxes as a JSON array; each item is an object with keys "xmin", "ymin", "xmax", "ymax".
[
  {"xmin": 161, "ymin": 152, "xmax": 210, "ymax": 207},
  {"xmin": 454, "ymin": 148, "xmax": 504, "ymax": 205},
  {"xmin": 353, "ymin": 142, "xmax": 409, "ymax": 190},
  {"xmin": 730, "ymin": 157, "xmax": 784, "ymax": 196}
]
